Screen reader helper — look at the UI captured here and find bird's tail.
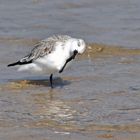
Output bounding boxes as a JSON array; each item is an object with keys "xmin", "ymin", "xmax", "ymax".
[
  {"xmin": 7, "ymin": 61, "xmax": 21, "ymax": 67},
  {"xmin": 7, "ymin": 60, "xmax": 33, "ymax": 67}
]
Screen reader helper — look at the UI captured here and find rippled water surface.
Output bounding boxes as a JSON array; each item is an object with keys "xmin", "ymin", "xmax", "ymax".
[
  {"xmin": 0, "ymin": 0, "xmax": 140, "ymax": 140},
  {"xmin": 0, "ymin": 0, "xmax": 140, "ymax": 48}
]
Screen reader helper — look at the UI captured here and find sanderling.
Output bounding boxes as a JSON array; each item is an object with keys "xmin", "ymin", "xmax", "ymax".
[{"xmin": 7, "ymin": 35, "xmax": 86, "ymax": 88}]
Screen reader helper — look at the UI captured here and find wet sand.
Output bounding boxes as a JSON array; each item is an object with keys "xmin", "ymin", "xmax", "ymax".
[{"xmin": 0, "ymin": 39, "xmax": 140, "ymax": 140}]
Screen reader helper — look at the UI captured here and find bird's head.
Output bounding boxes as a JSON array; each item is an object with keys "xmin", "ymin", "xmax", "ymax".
[{"xmin": 70, "ymin": 38, "xmax": 86, "ymax": 54}]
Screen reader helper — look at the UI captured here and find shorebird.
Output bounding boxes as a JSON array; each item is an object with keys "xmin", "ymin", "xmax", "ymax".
[{"xmin": 8, "ymin": 35, "xmax": 86, "ymax": 88}]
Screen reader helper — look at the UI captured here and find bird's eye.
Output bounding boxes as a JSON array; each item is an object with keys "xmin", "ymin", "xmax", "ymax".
[{"xmin": 77, "ymin": 41, "xmax": 81, "ymax": 47}]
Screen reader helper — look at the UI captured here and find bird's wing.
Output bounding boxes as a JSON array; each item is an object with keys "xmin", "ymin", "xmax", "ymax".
[
  {"xmin": 20, "ymin": 35, "xmax": 72, "ymax": 63},
  {"xmin": 20, "ymin": 41, "xmax": 52, "ymax": 62},
  {"xmin": 7, "ymin": 35, "xmax": 71, "ymax": 66},
  {"xmin": 7, "ymin": 40, "xmax": 54, "ymax": 66}
]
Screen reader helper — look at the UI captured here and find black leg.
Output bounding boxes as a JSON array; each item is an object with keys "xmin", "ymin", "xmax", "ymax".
[
  {"xmin": 59, "ymin": 50, "xmax": 78, "ymax": 73},
  {"xmin": 50, "ymin": 74, "xmax": 53, "ymax": 88}
]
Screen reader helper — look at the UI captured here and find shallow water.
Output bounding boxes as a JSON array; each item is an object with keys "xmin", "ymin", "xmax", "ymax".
[
  {"xmin": 1, "ymin": 42, "xmax": 140, "ymax": 140},
  {"xmin": 0, "ymin": 0, "xmax": 140, "ymax": 140},
  {"xmin": 0, "ymin": 0, "xmax": 140, "ymax": 48}
]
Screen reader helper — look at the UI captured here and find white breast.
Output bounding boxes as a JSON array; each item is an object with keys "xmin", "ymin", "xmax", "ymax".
[{"xmin": 35, "ymin": 45, "xmax": 70, "ymax": 73}]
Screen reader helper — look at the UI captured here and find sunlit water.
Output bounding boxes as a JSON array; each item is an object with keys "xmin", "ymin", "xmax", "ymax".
[
  {"xmin": 0, "ymin": 0, "xmax": 140, "ymax": 48},
  {"xmin": 0, "ymin": 0, "xmax": 140, "ymax": 140}
]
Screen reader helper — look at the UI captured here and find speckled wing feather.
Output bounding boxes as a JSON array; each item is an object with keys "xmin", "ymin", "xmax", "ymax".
[
  {"xmin": 7, "ymin": 35, "xmax": 72, "ymax": 66},
  {"xmin": 20, "ymin": 35, "xmax": 72, "ymax": 63}
]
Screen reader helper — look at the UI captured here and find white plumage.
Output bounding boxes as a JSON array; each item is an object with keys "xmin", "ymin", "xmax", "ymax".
[{"xmin": 8, "ymin": 35, "xmax": 86, "ymax": 88}]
